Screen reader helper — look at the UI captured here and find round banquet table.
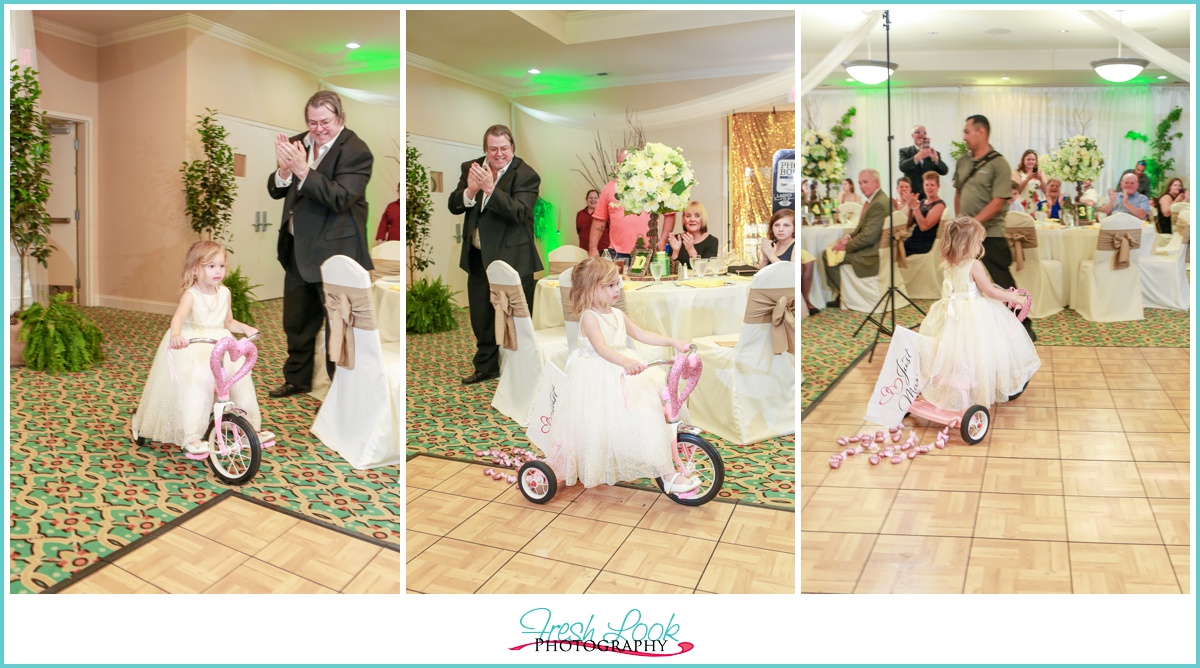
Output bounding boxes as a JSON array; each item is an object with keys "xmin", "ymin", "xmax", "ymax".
[
  {"xmin": 371, "ymin": 276, "xmax": 402, "ymax": 343},
  {"xmin": 1035, "ymin": 223, "xmax": 1157, "ymax": 306},
  {"xmin": 800, "ymin": 223, "xmax": 854, "ymax": 308},
  {"xmin": 532, "ymin": 276, "xmax": 754, "ymax": 342}
]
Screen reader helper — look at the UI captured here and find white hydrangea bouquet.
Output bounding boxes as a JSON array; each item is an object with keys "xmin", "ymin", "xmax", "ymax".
[
  {"xmin": 614, "ymin": 142, "xmax": 695, "ymax": 215},
  {"xmin": 801, "ymin": 129, "xmax": 845, "ymax": 185},
  {"xmin": 1042, "ymin": 135, "xmax": 1105, "ymax": 184}
]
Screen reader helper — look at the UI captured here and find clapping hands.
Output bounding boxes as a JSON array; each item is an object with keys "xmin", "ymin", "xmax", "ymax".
[
  {"xmin": 467, "ymin": 162, "xmax": 494, "ymax": 198},
  {"xmin": 275, "ymin": 133, "xmax": 308, "ymax": 180}
]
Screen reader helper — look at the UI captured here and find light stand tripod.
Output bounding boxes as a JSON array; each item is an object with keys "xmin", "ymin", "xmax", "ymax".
[{"xmin": 851, "ymin": 9, "xmax": 924, "ymax": 360}]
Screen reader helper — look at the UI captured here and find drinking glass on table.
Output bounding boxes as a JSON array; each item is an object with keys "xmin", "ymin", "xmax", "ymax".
[{"xmin": 650, "ymin": 260, "xmax": 665, "ymax": 284}]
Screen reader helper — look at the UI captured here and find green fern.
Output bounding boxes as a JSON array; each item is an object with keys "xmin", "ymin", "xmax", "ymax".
[
  {"xmin": 223, "ymin": 266, "xmax": 262, "ymax": 326},
  {"xmin": 406, "ymin": 277, "xmax": 460, "ymax": 334},
  {"xmin": 18, "ymin": 292, "xmax": 104, "ymax": 373}
]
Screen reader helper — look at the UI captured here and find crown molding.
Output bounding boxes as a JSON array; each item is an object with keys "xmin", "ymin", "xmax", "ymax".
[
  {"xmin": 406, "ymin": 52, "xmax": 515, "ymax": 97},
  {"xmin": 32, "ymin": 17, "xmax": 98, "ymax": 47}
]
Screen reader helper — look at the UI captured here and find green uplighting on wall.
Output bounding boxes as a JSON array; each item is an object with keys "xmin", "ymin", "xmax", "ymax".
[
  {"xmin": 534, "ymin": 197, "xmax": 562, "ymax": 255},
  {"xmin": 502, "ymin": 70, "xmax": 601, "ymax": 96}
]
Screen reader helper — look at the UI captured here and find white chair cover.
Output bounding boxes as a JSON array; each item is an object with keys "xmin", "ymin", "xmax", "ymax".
[
  {"xmin": 547, "ymin": 245, "xmax": 589, "ymax": 275},
  {"xmin": 1073, "ymin": 213, "xmax": 1145, "ymax": 322},
  {"xmin": 558, "ymin": 267, "xmax": 579, "ymax": 352},
  {"xmin": 689, "ymin": 261, "xmax": 795, "ymax": 445},
  {"xmin": 487, "ymin": 261, "xmax": 567, "ymax": 426},
  {"xmin": 1139, "ymin": 236, "xmax": 1190, "ymax": 310},
  {"xmin": 898, "ymin": 223, "xmax": 944, "ymax": 300},
  {"xmin": 1005, "ymin": 211, "xmax": 1064, "ymax": 319},
  {"xmin": 311, "ymin": 255, "xmax": 400, "ymax": 469},
  {"xmin": 839, "ymin": 265, "xmax": 880, "ymax": 313},
  {"xmin": 836, "ymin": 201, "xmax": 862, "ymax": 224},
  {"xmin": 370, "ymin": 240, "xmax": 401, "ymax": 262}
]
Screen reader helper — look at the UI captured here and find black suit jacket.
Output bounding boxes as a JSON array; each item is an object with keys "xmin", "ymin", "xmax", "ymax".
[
  {"xmin": 267, "ymin": 127, "xmax": 374, "ymax": 283},
  {"xmin": 448, "ymin": 156, "xmax": 543, "ymax": 277},
  {"xmin": 899, "ymin": 145, "xmax": 949, "ymax": 199}
]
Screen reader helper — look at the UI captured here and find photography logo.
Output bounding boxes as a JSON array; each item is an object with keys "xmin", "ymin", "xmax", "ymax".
[{"xmin": 510, "ymin": 608, "xmax": 694, "ymax": 657}]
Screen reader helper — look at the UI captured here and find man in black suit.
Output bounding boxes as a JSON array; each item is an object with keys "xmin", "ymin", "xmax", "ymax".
[
  {"xmin": 898, "ymin": 125, "xmax": 948, "ymax": 201},
  {"xmin": 449, "ymin": 125, "xmax": 543, "ymax": 385},
  {"xmin": 266, "ymin": 91, "xmax": 374, "ymax": 398}
]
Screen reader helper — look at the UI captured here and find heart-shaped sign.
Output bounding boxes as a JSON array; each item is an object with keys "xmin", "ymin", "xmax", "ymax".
[
  {"xmin": 660, "ymin": 352, "xmax": 703, "ymax": 422},
  {"xmin": 210, "ymin": 337, "xmax": 258, "ymax": 401}
]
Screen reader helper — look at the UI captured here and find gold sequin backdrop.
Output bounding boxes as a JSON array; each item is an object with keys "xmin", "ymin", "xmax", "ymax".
[{"xmin": 729, "ymin": 111, "xmax": 795, "ymax": 260}]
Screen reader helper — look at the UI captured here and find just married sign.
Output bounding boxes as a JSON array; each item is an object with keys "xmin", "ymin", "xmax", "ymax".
[
  {"xmin": 525, "ymin": 360, "xmax": 567, "ymax": 454},
  {"xmin": 865, "ymin": 326, "xmax": 926, "ymax": 426}
]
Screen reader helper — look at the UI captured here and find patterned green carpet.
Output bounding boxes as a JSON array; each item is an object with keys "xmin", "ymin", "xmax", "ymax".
[
  {"xmin": 9, "ymin": 300, "xmax": 400, "ymax": 594},
  {"xmin": 406, "ymin": 310, "xmax": 795, "ymax": 509},
  {"xmin": 801, "ymin": 299, "xmax": 1192, "ymax": 411}
]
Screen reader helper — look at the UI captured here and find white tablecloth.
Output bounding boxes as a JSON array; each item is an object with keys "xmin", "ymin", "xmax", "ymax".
[
  {"xmin": 1035, "ymin": 224, "xmax": 1157, "ymax": 306},
  {"xmin": 800, "ymin": 223, "xmax": 854, "ymax": 307},
  {"xmin": 371, "ymin": 277, "xmax": 402, "ymax": 343},
  {"xmin": 532, "ymin": 277, "xmax": 753, "ymax": 342}
]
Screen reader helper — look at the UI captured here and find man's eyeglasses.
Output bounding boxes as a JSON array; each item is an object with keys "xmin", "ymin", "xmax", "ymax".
[
  {"xmin": 913, "ymin": 130, "xmax": 927, "ymax": 136},
  {"xmin": 307, "ymin": 117, "xmax": 338, "ymax": 129}
]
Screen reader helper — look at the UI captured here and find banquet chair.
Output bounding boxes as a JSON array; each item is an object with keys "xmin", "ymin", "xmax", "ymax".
[
  {"xmin": 487, "ymin": 261, "xmax": 568, "ymax": 426},
  {"xmin": 875, "ymin": 213, "xmax": 911, "ymax": 308},
  {"xmin": 1005, "ymin": 212, "xmax": 1064, "ymax": 318},
  {"xmin": 897, "ymin": 221, "xmax": 944, "ymax": 300},
  {"xmin": 836, "ymin": 202, "xmax": 862, "ymax": 225},
  {"xmin": 1139, "ymin": 238, "xmax": 1189, "ymax": 310},
  {"xmin": 311, "ymin": 255, "xmax": 400, "ymax": 469},
  {"xmin": 547, "ymin": 245, "xmax": 588, "ymax": 276},
  {"xmin": 688, "ymin": 261, "xmax": 794, "ymax": 445},
  {"xmin": 1073, "ymin": 213, "xmax": 1145, "ymax": 322},
  {"xmin": 368, "ymin": 240, "xmax": 401, "ymax": 283},
  {"xmin": 557, "ymin": 267, "xmax": 579, "ymax": 352}
]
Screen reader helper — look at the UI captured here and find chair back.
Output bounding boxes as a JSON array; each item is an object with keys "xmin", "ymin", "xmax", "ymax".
[
  {"xmin": 557, "ymin": 267, "xmax": 580, "ymax": 351},
  {"xmin": 1004, "ymin": 212, "xmax": 1042, "ymax": 272},
  {"xmin": 547, "ymin": 245, "xmax": 588, "ymax": 275},
  {"xmin": 1094, "ymin": 213, "xmax": 1144, "ymax": 273},
  {"xmin": 837, "ymin": 201, "xmax": 862, "ymax": 224},
  {"xmin": 486, "ymin": 261, "xmax": 537, "ymax": 355},
  {"xmin": 319, "ymin": 254, "xmax": 382, "ymax": 371},
  {"xmin": 736, "ymin": 261, "xmax": 795, "ymax": 367},
  {"xmin": 369, "ymin": 240, "xmax": 401, "ymax": 282}
]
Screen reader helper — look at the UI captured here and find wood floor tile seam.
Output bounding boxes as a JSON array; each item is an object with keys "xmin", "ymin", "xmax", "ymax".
[
  {"xmin": 196, "ymin": 553, "xmax": 350, "ymax": 595},
  {"xmin": 71, "ymin": 563, "xmax": 163, "ymax": 595},
  {"xmin": 805, "ymin": 527, "xmax": 1178, "ymax": 548}
]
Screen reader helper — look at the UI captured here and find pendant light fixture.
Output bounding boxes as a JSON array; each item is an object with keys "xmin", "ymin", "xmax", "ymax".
[
  {"xmin": 1091, "ymin": 10, "xmax": 1148, "ymax": 83},
  {"xmin": 843, "ymin": 22, "xmax": 897, "ymax": 85}
]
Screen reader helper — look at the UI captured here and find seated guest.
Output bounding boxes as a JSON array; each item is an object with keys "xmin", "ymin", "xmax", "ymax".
[
  {"xmin": 1101, "ymin": 173, "xmax": 1151, "ymax": 220},
  {"xmin": 904, "ymin": 171, "xmax": 946, "ymax": 257},
  {"xmin": 759, "ymin": 208, "xmax": 796, "ymax": 268},
  {"xmin": 819, "ymin": 169, "xmax": 886, "ymax": 303},
  {"xmin": 1157, "ymin": 177, "xmax": 1189, "ymax": 234},
  {"xmin": 799, "ymin": 247, "xmax": 818, "ymax": 316},
  {"xmin": 1121, "ymin": 160, "xmax": 1151, "ymax": 197},
  {"xmin": 1079, "ymin": 179, "xmax": 1099, "ymax": 207},
  {"xmin": 893, "ymin": 177, "xmax": 913, "ymax": 213},
  {"xmin": 1037, "ymin": 178, "xmax": 1067, "ymax": 219},
  {"xmin": 1008, "ymin": 181, "xmax": 1026, "ymax": 213},
  {"xmin": 1012, "ymin": 149, "xmax": 1046, "ymax": 211},
  {"xmin": 838, "ymin": 178, "xmax": 862, "ymax": 205},
  {"xmin": 669, "ymin": 200, "xmax": 719, "ymax": 269}
]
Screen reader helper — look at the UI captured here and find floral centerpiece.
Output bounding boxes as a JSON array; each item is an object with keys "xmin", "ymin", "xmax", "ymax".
[
  {"xmin": 801, "ymin": 129, "xmax": 845, "ymax": 196},
  {"xmin": 614, "ymin": 142, "xmax": 695, "ymax": 251},
  {"xmin": 1041, "ymin": 135, "xmax": 1106, "ymax": 200}
]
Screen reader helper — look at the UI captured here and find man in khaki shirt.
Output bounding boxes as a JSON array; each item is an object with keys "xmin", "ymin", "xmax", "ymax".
[{"xmin": 953, "ymin": 114, "xmax": 1035, "ymax": 341}]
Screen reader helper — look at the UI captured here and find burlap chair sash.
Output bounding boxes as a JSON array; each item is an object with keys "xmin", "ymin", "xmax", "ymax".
[
  {"xmin": 744, "ymin": 287, "xmax": 795, "ymax": 355},
  {"xmin": 324, "ymin": 284, "xmax": 377, "ymax": 370},
  {"xmin": 368, "ymin": 258, "xmax": 400, "ymax": 284},
  {"xmin": 559, "ymin": 285, "xmax": 579, "ymax": 323},
  {"xmin": 879, "ymin": 233, "xmax": 908, "ymax": 269},
  {"xmin": 1096, "ymin": 229, "xmax": 1141, "ymax": 270},
  {"xmin": 548, "ymin": 260, "xmax": 576, "ymax": 275},
  {"xmin": 1005, "ymin": 228, "xmax": 1039, "ymax": 271},
  {"xmin": 489, "ymin": 284, "xmax": 530, "ymax": 351}
]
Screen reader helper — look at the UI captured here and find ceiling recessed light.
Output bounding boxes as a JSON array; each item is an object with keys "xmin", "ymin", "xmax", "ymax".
[
  {"xmin": 846, "ymin": 78, "xmax": 855, "ymax": 82},
  {"xmin": 1001, "ymin": 76, "xmax": 1010, "ymax": 81},
  {"xmin": 1059, "ymin": 29, "xmax": 1069, "ymax": 33},
  {"xmin": 528, "ymin": 68, "xmax": 540, "ymax": 75},
  {"xmin": 1158, "ymin": 75, "xmax": 1168, "ymax": 80},
  {"xmin": 346, "ymin": 42, "xmax": 360, "ymax": 49}
]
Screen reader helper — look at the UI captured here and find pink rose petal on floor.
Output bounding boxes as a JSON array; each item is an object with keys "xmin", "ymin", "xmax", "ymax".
[
  {"xmin": 868, "ymin": 455, "xmax": 881, "ymax": 465},
  {"xmin": 891, "ymin": 456, "xmax": 904, "ymax": 465}
]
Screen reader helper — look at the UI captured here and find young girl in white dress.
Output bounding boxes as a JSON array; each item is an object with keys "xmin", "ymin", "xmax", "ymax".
[
  {"xmin": 132, "ymin": 241, "xmax": 269, "ymax": 457},
  {"xmin": 547, "ymin": 258, "xmax": 700, "ymax": 493},
  {"xmin": 919, "ymin": 217, "xmax": 1040, "ymax": 411}
]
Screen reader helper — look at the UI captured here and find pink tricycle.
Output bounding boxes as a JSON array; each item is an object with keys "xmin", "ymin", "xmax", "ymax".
[
  {"xmin": 907, "ymin": 287, "xmax": 1033, "ymax": 445},
  {"xmin": 517, "ymin": 345, "xmax": 725, "ymax": 506}
]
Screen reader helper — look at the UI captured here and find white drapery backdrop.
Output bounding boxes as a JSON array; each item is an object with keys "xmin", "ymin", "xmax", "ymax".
[{"xmin": 802, "ymin": 86, "xmax": 1191, "ymax": 204}]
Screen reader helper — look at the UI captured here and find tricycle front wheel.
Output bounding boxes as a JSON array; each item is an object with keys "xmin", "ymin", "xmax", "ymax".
[
  {"xmin": 203, "ymin": 414, "xmax": 261, "ymax": 485},
  {"xmin": 518, "ymin": 461, "xmax": 557, "ymax": 504},
  {"xmin": 960, "ymin": 405, "xmax": 990, "ymax": 445},
  {"xmin": 655, "ymin": 433, "xmax": 724, "ymax": 506}
]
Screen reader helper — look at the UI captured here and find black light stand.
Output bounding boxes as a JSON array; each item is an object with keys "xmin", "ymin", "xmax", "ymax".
[{"xmin": 851, "ymin": 9, "xmax": 924, "ymax": 360}]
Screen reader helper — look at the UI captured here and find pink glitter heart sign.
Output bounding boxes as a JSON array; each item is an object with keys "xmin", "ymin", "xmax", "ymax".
[
  {"xmin": 660, "ymin": 352, "xmax": 703, "ymax": 422},
  {"xmin": 210, "ymin": 337, "xmax": 257, "ymax": 401}
]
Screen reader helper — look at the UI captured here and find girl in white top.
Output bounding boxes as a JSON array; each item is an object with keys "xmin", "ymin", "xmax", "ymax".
[
  {"xmin": 132, "ymin": 241, "xmax": 270, "ymax": 456},
  {"xmin": 546, "ymin": 258, "xmax": 699, "ymax": 493},
  {"xmin": 918, "ymin": 217, "xmax": 1040, "ymax": 411}
]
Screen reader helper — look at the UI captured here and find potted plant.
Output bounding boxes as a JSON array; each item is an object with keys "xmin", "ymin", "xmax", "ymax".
[
  {"xmin": 405, "ymin": 141, "xmax": 434, "ymax": 279},
  {"xmin": 223, "ymin": 265, "xmax": 262, "ymax": 327},
  {"xmin": 406, "ymin": 276, "xmax": 459, "ymax": 334},
  {"xmin": 180, "ymin": 108, "xmax": 237, "ymax": 245},
  {"xmin": 9, "ymin": 61, "xmax": 55, "ymax": 367},
  {"xmin": 18, "ymin": 292, "xmax": 104, "ymax": 373}
]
